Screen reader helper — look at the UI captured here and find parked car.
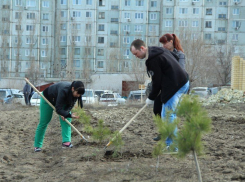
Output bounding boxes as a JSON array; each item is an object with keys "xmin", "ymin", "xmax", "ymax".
[
  {"xmin": 190, "ymin": 87, "xmax": 211, "ymax": 98},
  {"xmin": 0, "ymin": 89, "xmax": 14, "ymax": 104},
  {"xmin": 99, "ymin": 93, "xmax": 126, "ymax": 106},
  {"xmin": 127, "ymin": 90, "xmax": 146, "ymax": 102},
  {"xmin": 12, "ymin": 93, "xmax": 25, "ymax": 105},
  {"xmin": 82, "ymin": 89, "xmax": 98, "ymax": 104},
  {"xmin": 30, "ymin": 92, "xmax": 41, "ymax": 106},
  {"xmin": 94, "ymin": 90, "xmax": 113, "ymax": 98}
]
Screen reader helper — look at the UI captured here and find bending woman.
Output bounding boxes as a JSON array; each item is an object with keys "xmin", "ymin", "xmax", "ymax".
[{"xmin": 34, "ymin": 81, "xmax": 85, "ymax": 152}]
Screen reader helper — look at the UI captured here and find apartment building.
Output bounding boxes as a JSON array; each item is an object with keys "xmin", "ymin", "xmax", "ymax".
[{"xmin": 0, "ymin": 0, "xmax": 244, "ymax": 80}]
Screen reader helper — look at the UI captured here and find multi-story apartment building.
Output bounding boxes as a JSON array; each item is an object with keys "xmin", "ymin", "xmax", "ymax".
[{"xmin": 0, "ymin": 0, "xmax": 244, "ymax": 81}]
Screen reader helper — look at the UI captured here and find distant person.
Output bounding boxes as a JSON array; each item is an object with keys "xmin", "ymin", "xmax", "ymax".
[
  {"xmin": 130, "ymin": 39, "xmax": 189, "ymax": 151},
  {"xmin": 23, "ymin": 80, "xmax": 31, "ymax": 106},
  {"xmin": 34, "ymin": 81, "xmax": 85, "ymax": 152},
  {"xmin": 29, "ymin": 87, "xmax": 34, "ymax": 105}
]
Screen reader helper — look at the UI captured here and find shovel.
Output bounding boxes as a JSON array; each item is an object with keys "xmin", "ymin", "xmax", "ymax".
[
  {"xmin": 25, "ymin": 78, "xmax": 87, "ymax": 142},
  {"xmin": 104, "ymin": 103, "xmax": 148, "ymax": 154}
]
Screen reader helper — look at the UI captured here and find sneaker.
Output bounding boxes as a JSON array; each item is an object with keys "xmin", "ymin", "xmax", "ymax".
[
  {"xmin": 62, "ymin": 142, "xmax": 73, "ymax": 148},
  {"xmin": 153, "ymin": 135, "xmax": 161, "ymax": 141},
  {"xmin": 34, "ymin": 147, "xmax": 41, "ymax": 152}
]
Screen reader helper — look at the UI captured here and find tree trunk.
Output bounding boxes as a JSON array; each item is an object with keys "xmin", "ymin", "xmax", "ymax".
[{"xmin": 193, "ymin": 150, "xmax": 202, "ymax": 182}]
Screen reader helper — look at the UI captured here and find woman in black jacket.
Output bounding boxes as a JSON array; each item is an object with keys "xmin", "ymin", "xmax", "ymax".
[{"xmin": 34, "ymin": 81, "xmax": 85, "ymax": 152}]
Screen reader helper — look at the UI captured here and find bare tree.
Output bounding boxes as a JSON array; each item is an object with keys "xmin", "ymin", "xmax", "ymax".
[{"xmin": 107, "ymin": 48, "xmax": 120, "ymax": 72}]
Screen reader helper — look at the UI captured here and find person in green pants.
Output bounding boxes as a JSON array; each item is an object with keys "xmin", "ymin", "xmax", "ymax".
[{"xmin": 34, "ymin": 81, "xmax": 85, "ymax": 152}]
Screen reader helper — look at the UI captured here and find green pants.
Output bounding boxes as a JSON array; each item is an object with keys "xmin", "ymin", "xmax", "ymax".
[{"xmin": 34, "ymin": 95, "xmax": 72, "ymax": 148}]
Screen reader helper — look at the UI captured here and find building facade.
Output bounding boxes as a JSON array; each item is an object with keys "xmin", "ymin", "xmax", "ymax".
[{"xmin": 0, "ymin": 0, "xmax": 244, "ymax": 81}]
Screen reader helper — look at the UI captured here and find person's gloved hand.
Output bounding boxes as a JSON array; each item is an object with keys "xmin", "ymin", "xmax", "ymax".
[{"xmin": 146, "ymin": 98, "xmax": 154, "ymax": 105}]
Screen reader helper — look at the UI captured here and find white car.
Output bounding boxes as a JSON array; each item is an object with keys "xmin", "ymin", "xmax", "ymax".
[
  {"xmin": 30, "ymin": 92, "xmax": 41, "ymax": 106},
  {"xmin": 99, "ymin": 93, "xmax": 126, "ymax": 106},
  {"xmin": 82, "ymin": 89, "xmax": 98, "ymax": 104},
  {"xmin": 12, "ymin": 93, "xmax": 25, "ymax": 105}
]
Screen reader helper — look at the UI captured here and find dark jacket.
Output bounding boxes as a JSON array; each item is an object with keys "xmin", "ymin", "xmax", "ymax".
[
  {"xmin": 173, "ymin": 48, "xmax": 185, "ymax": 70},
  {"xmin": 43, "ymin": 82, "xmax": 83, "ymax": 118},
  {"xmin": 146, "ymin": 46, "xmax": 188, "ymax": 104}
]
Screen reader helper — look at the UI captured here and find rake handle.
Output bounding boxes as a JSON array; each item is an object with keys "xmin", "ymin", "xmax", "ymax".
[{"xmin": 25, "ymin": 78, "xmax": 87, "ymax": 141}]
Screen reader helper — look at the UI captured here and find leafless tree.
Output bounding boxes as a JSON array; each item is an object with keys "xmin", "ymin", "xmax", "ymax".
[{"xmin": 107, "ymin": 48, "xmax": 120, "ymax": 72}]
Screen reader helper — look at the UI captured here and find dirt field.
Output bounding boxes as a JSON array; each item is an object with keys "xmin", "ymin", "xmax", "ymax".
[{"xmin": 0, "ymin": 103, "xmax": 245, "ymax": 182}]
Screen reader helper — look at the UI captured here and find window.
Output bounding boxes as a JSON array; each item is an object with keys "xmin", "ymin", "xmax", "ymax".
[
  {"xmin": 97, "ymin": 61, "xmax": 104, "ymax": 68},
  {"xmin": 73, "ymin": 60, "xmax": 80, "ymax": 67},
  {"xmin": 193, "ymin": 8, "xmax": 199, "ymax": 14},
  {"xmin": 219, "ymin": 1, "xmax": 227, "ymax": 5},
  {"xmin": 206, "ymin": 8, "xmax": 212, "ymax": 15},
  {"xmin": 218, "ymin": 14, "xmax": 226, "ymax": 18},
  {"xmin": 99, "ymin": 12, "xmax": 105, "ymax": 19},
  {"xmin": 149, "ymin": 38, "xmax": 156, "ymax": 44},
  {"xmin": 179, "ymin": 20, "xmax": 188, "ymax": 27},
  {"xmin": 15, "ymin": 0, "xmax": 22, "ymax": 6},
  {"xmin": 135, "ymin": 13, "xmax": 143, "ymax": 19},
  {"xmin": 86, "ymin": 24, "xmax": 91, "ymax": 30},
  {"xmin": 61, "ymin": 0, "xmax": 67, "ymax": 5},
  {"xmin": 72, "ymin": 23, "xmax": 81, "ymax": 30},
  {"xmin": 233, "ymin": 8, "xmax": 240, "ymax": 15},
  {"xmin": 218, "ymin": 27, "xmax": 226, "ymax": 31},
  {"xmin": 86, "ymin": 0, "xmax": 92, "ymax": 5},
  {"xmin": 150, "ymin": 13, "xmax": 157, "ymax": 20},
  {"xmin": 75, "ymin": 72, "xmax": 80, "ymax": 79},
  {"xmin": 165, "ymin": 20, "xmax": 172, "ymax": 27},
  {"xmin": 26, "ymin": 37, "xmax": 33, "ymax": 44},
  {"xmin": 191, "ymin": 33, "xmax": 197, "ymax": 40},
  {"xmin": 15, "ymin": 12, "xmax": 21, "ymax": 19},
  {"xmin": 205, "ymin": 21, "xmax": 212, "ymax": 28},
  {"xmin": 134, "ymin": 25, "xmax": 143, "ymax": 32},
  {"xmin": 125, "ymin": 0, "xmax": 130, "ymax": 6},
  {"xmin": 72, "ymin": 36, "xmax": 81, "ymax": 42},
  {"xmin": 3, "ymin": 30, "xmax": 9, "ymax": 34},
  {"xmin": 86, "ymin": 12, "xmax": 92, "ymax": 18},
  {"xmin": 85, "ymin": 48, "xmax": 91, "ymax": 55},
  {"xmin": 123, "ymin": 37, "xmax": 130, "ymax": 44},
  {"xmin": 166, "ymin": 8, "xmax": 173, "ymax": 14},
  {"xmin": 73, "ymin": 11, "xmax": 81, "ymax": 17},
  {"xmin": 98, "ymin": 49, "xmax": 104, "ymax": 56},
  {"xmin": 85, "ymin": 36, "xmax": 91, "ymax": 42},
  {"xmin": 232, "ymin": 21, "xmax": 240, "ymax": 28},
  {"xmin": 61, "ymin": 11, "xmax": 67, "ymax": 17},
  {"xmin": 14, "ymin": 37, "xmax": 18, "ymax": 44},
  {"xmin": 124, "ymin": 25, "xmax": 130, "ymax": 31},
  {"xmin": 2, "ymin": 17, "xmax": 9, "ymax": 21},
  {"xmin": 111, "ymin": 5, "xmax": 118, "ymax": 9},
  {"xmin": 192, "ymin": 21, "xmax": 199, "ymax": 27},
  {"xmin": 99, "ymin": 0, "xmax": 105, "ymax": 6},
  {"xmin": 42, "ymin": 26, "xmax": 48, "ymax": 32},
  {"xmin": 42, "ymin": 38, "xmax": 48, "ymax": 45},
  {"xmin": 149, "ymin": 25, "xmax": 156, "ymax": 32},
  {"xmin": 42, "ymin": 13, "xmax": 49, "ymax": 20},
  {"xmin": 27, "ymin": 0, "xmax": 36, "ymax": 7},
  {"xmin": 41, "ymin": 50, "xmax": 47, "ymax": 57},
  {"xmin": 124, "ymin": 13, "xmax": 130, "ymax": 19},
  {"xmin": 61, "ymin": 23, "xmax": 66, "ymax": 30},
  {"xmin": 136, "ymin": 0, "xmax": 144, "ymax": 6},
  {"xmin": 15, "ymin": 25, "xmax": 21, "ymax": 30},
  {"xmin": 205, "ymin": 33, "xmax": 211, "ymax": 40},
  {"xmin": 234, "ymin": 0, "xmax": 240, "ymax": 2},
  {"xmin": 111, "ymin": 18, "xmax": 118, "ymax": 22},
  {"xmin": 60, "ymin": 36, "xmax": 66, "ymax": 42},
  {"xmin": 74, "ymin": 48, "xmax": 80, "ymax": 55},
  {"xmin": 179, "ymin": 8, "xmax": 188, "ymax": 14},
  {"xmin": 193, "ymin": 0, "xmax": 200, "ymax": 1},
  {"xmin": 73, "ymin": 0, "xmax": 82, "ymax": 4},
  {"xmin": 25, "ymin": 50, "xmax": 30, "ymax": 56},
  {"xmin": 98, "ymin": 37, "xmax": 104, "ymax": 43},
  {"xmin": 26, "ymin": 25, "xmax": 35, "ymax": 31},
  {"xmin": 98, "ymin": 24, "xmax": 105, "ymax": 31},
  {"xmin": 42, "ymin": 1, "xmax": 49, "ymax": 7},
  {"xmin": 27, "ymin": 13, "xmax": 35, "ymax": 19},
  {"xmin": 151, "ymin": 1, "xmax": 157, "ymax": 7},
  {"xmin": 60, "ymin": 60, "xmax": 66, "ymax": 69}
]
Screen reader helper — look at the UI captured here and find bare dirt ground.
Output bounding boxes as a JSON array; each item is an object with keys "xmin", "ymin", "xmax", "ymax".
[{"xmin": 0, "ymin": 103, "xmax": 245, "ymax": 182}]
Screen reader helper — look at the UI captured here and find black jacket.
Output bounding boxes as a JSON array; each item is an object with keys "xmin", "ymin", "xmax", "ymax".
[
  {"xmin": 43, "ymin": 82, "xmax": 83, "ymax": 118},
  {"xmin": 146, "ymin": 46, "xmax": 188, "ymax": 104}
]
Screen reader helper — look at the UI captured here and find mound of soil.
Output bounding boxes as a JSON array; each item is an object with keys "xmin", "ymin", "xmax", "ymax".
[{"xmin": 0, "ymin": 103, "xmax": 245, "ymax": 182}]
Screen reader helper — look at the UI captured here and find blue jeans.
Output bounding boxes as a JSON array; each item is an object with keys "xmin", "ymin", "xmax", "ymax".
[{"xmin": 161, "ymin": 81, "xmax": 189, "ymax": 146}]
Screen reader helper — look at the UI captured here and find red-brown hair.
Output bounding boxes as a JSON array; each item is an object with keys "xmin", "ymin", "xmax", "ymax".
[{"xmin": 159, "ymin": 33, "xmax": 184, "ymax": 53}]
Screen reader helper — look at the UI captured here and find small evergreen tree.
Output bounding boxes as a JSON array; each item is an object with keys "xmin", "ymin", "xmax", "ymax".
[
  {"xmin": 110, "ymin": 131, "xmax": 124, "ymax": 158},
  {"xmin": 176, "ymin": 94, "xmax": 212, "ymax": 182},
  {"xmin": 92, "ymin": 119, "xmax": 111, "ymax": 144},
  {"xmin": 72, "ymin": 108, "xmax": 93, "ymax": 133}
]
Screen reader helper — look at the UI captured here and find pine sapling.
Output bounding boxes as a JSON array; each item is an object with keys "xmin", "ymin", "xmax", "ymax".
[
  {"xmin": 111, "ymin": 131, "xmax": 124, "ymax": 158},
  {"xmin": 176, "ymin": 94, "xmax": 211, "ymax": 182},
  {"xmin": 72, "ymin": 108, "xmax": 93, "ymax": 133},
  {"xmin": 92, "ymin": 119, "xmax": 111, "ymax": 144}
]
